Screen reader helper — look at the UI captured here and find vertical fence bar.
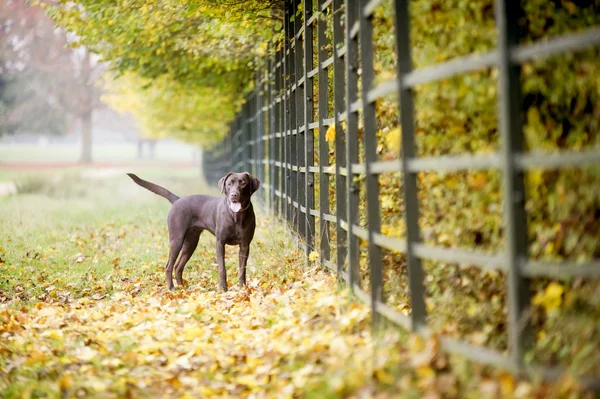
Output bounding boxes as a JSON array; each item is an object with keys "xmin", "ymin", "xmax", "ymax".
[
  {"xmin": 276, "ymin": 48, "xmax": 283, "ymax": 218},
  {"xmin": 284, "ymin": 3, "xmax": 291, "ymax": 227},
  {"xmin": 258, "ymin": 69, "xmax": 264, "ymax": 196},
  {"xmin": 394, "ymin": 0, "xmax": 427, "ymax": 331},
  {"xmin": 304, "ymin": 0, "xmax": 315, "ymax": 260},
  {"xmin": 239, "ymin": 116, "xmax": 243, "ymax": 172},
  {"xmin": 358, "ymin": 0, "xmax": 383, "ymax": 325},
  {"xmin": 230, "ymin": 128, "xmax": 234, "ymax": 172},
  {"xmin": 495, "ymin": 0, "xmax": 531, "ymax": 369},
  {"xmin": 333, "ymin": 0, "xmax": 347, "ymax": 278},
  {"xmin": 268, "ymin": 53, "xmax": 276, "ymax": 212},
  {"xmin": 252, "ymin": 91, "xmax": 256, "ymax": 175},
  {"xmin": 345, "ymin": 0, "xmax": 360, "ymax": 289},
  {"xmin": 252, "ymin": 69, "xmax": 262, "ymax": 186},
  {"xmin": 232, "ymin": 119, "xmax": 237, "ymax": 173},
  {"xmin": 256, "ymin": 84, "xmax": 260, "ymax": 181},
  {"xmin": 317, "ymin": 0, "xmax": 330, "ymax": 265},
  {"xmin": 262, "ymin": 68, "xmax": 268, "ymax": 206},
  {"xmin": 289, "ymin": 0, "xmax": 296, "ymax": 230},
  {"xmin": 296, "ymin": 0, "xmax": 305, "ymax": 240},
  {"xmin": 243, "ymin": 101, "xmax": 249, "ymax": 173},
  {"xmin": 290, "ymin": 0, "xmax": 298, "ymax": 233},
  {"xmin": 252, "ymin": 75, "xmax": 258, "ymax": 178},
  {"xmin": 279, "ymin": 45, "xmax": 286, "ymax": 219},
  {"xmin": 236, "ymin": 117, "xmax": 242, "ymax": 172},
  {"xmin": 247, "ymin": 94, "xmax": 253, "ymax": 174}
]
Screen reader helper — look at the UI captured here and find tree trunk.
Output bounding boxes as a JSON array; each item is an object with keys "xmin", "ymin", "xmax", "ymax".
[
  {"xmin": 149, "ymin": 140, "xmax": 156, "ymax": 160},
  {"xmin": 79, "ymin": 50, "xmax": 93, "ymax": 164},
  {"xmin": 137, "ymin": 139, "xmax": 143, "ymax": 160},
  {"xmin": 80, "ymin": 109, "xmax": 92, "ymax": 164}
]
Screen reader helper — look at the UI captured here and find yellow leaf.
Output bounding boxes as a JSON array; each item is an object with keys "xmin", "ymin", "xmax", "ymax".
[
  {"xmin": 58, "ymin": 375, "xmax": 73, "ymax": 391},
  {"xmin": 499, "ymin": 371, "xmax": 515, "ymax": 395},
  {"xmin": 564, "ymin": 1, "xmax": 577, "ymax": 14},
  {"xmin": 384, "ymin": 127, "xmax": 401, "ymax": 153},
  {"xmin": 183, "ymin": 325, "xmax": 204, "ymax": 340},
  {"xmin": 468, "ymin": 172, "xmax": 488, "ymax": 189},
  {"xmin": 532, "ymin": 282, "xmax": 564, "ymax": 312},
  {"xmin": 42, "ymin": 329, "xmax": 64, "ymax": 340},
  {"xmin": 528, "ymin": 170, "xmax": 544, "ymax": 186},
  {"xmin": 375, "ymin": 368, "xmax": 395, "ymax": 384},
  {"xmin": 308, "ymin": 251, "xmax": 319, "ymax": 262},
  {"xmin": 409, "ymin": 334, "xmax": 425, "ymax": 353},
  {"xmin": 325, "ymin": 125, "xmax": 336, "ymax": 143},
  {"xmin": 256, "ymin": 42, "xmax": 267, "ymax": 57},
  {"xmin": 545, "ymin": 282, "xmax": 564, "ymax": 299},
  {"xmin": 415, "ymin": 365, "xmax": 435, "ymax": 378}
]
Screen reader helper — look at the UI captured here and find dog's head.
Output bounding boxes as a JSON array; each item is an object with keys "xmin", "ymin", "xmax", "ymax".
[{"xmin": 218, "ymin": 172, "xmax": 260, "ymax": 213}]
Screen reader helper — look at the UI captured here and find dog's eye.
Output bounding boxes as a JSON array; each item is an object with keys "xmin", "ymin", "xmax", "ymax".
[
  {"xmin": 239, "ymin": 180, "xmax": 246, "ymax": 186},
  {"xmin": 227, "ymin": 181, "xmax": 233, "ymax": 186}
]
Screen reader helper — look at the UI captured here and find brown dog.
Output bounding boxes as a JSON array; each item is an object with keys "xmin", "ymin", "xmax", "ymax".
[{"xmin": 127, "ymin": 172, "xmax": 260, "ymax": 291}]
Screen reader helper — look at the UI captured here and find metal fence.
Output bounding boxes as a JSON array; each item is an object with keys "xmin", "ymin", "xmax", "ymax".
[{"xmin": 203, "ymin": 0, "xmax": 600, "ymax": 386}]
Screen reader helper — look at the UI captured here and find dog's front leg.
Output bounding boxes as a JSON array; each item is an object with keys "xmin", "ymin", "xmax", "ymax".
[
  {"xmin": 238, "ymin": 244, "xmax": 250, "ymax": 287},
  {"xmin": 216, "ymin": 240, "xmax": 228, "ymax": 292}
]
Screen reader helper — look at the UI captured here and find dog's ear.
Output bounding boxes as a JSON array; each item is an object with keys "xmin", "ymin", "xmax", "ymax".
[
  {"xmin": 218, "ymin": 173, "xmax": 233, "ymax": 194},
  {"xmin": 245, "ymin": 173, "xmax": 261, "ymax": 194}
]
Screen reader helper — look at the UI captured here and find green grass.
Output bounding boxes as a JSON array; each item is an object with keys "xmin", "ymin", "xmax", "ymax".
[
  {"xmin": 0, "ymin": 142, "xmax": 197, "ymax": 164},
  {"xmin": 0, "ymin": 170, "xmax": 193, "ymax": 299}
]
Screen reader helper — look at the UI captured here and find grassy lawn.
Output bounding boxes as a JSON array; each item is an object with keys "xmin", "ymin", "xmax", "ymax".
[
  {"xmin": 0, "ymin": 169, "xmax": 593, "ymax": 398},
  {"xmin": 0, "ymin": 142, "xmax": 198, "ymax": 164}
]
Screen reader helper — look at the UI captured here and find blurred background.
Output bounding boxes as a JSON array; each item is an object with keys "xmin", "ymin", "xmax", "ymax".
[{"xmin": 0, "ymin": 0, "xmax": 200, "ymax": 197}]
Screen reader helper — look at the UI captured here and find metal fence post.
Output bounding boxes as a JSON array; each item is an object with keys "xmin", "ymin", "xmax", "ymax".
[
  {"xmin": 295, "ymin": 0, "xmax": 305, "ymax": 241},
  {"xmin": 276, "ymin": 48, "xmax": 284, "ymax": 218},
  {"xmin": 359, "ymin": 0, "xmax": 384, "ymax": 326},
  {"xmin": 394, "ymin": 0, "xmax": 428, "ymax": 332},
  {"xmin": 317, "ymin": 0, "xmax": 331, "ymax": 266},
  {"xmin": 333, "ymin": 0, "xmax": 347, "ymax": 279},
  {"xmin": 495, "ymin": 0, "xmax": 531, "ymax": 369},
  {"xmin": 268, "ymin": 54, "xmax": 275, "ymax": 212},
  {"xmin": 304, "ymin": 0, "xmax": 316, "ymax": 261},
  {"xmin": 283, "ymin": 3, "xmax": 294, "ymax": 225},
  {"xmin": 345, "ymin": 0, "xmax": 360, "ymax": 290}
]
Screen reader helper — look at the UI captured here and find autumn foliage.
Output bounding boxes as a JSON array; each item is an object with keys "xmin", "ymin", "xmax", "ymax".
[{"xmin": 19, "ymin": 0, "xmax": 600, "ymax": 391}]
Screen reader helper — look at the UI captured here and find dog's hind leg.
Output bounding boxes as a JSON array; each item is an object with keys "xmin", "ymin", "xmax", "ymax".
[
  {"xmin": 165, "ymin": 233, "xmax": 185, "ymax": 291},
  {"xmin": 174, "ymin": 229, "xmax": 201, "ymax": 287}
]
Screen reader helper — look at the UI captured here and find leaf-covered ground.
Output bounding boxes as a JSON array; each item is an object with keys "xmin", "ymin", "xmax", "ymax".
[{"xmin": 0, "ymin": 170, "xmax": 594, "ymax": 398}]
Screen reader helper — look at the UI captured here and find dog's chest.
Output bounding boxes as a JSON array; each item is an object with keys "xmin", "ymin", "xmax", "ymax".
[
  {"xmin": 219, "ymin": 220, "xmax": 247, "ymax": 245},
  {"xmin": 225, "ymin": 225, "xmax": 244, "ymax": 244}
]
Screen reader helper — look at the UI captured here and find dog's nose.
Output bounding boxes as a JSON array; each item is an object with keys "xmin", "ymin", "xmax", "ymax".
[{"xmin": 230, "ymin": 193, "xmax": 239, "ymax": 201}]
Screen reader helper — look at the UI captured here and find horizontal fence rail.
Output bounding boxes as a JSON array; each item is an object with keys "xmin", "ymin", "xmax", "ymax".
[{"xmin": 204, "ymin": 0, "xmax": 600, "ymax": 389}]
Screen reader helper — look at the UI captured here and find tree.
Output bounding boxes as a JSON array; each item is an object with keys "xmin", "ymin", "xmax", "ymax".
[
  {"xmin": 0, "ymin": 0, "xmax": 103, "ymax": 162},
  {"xmin": 47, "ymin": 0, "xmax": 283, "ymax": 146}
]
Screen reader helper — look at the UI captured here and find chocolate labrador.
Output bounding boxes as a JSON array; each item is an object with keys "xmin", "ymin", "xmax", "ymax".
[{"xmin": 127, "ymin": 172, "xmax": 260, "ymax": 292}]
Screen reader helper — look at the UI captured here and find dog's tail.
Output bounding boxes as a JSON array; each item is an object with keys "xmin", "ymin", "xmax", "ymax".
[{"xmin": 126, "ymin": 173, "xmax": 180, "ymax": 204}]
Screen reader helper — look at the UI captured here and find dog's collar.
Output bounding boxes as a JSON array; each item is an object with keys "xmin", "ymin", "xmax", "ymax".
[{"xmin": 238, "ymin": 202, "xmax": 251, "ymax": 212}]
